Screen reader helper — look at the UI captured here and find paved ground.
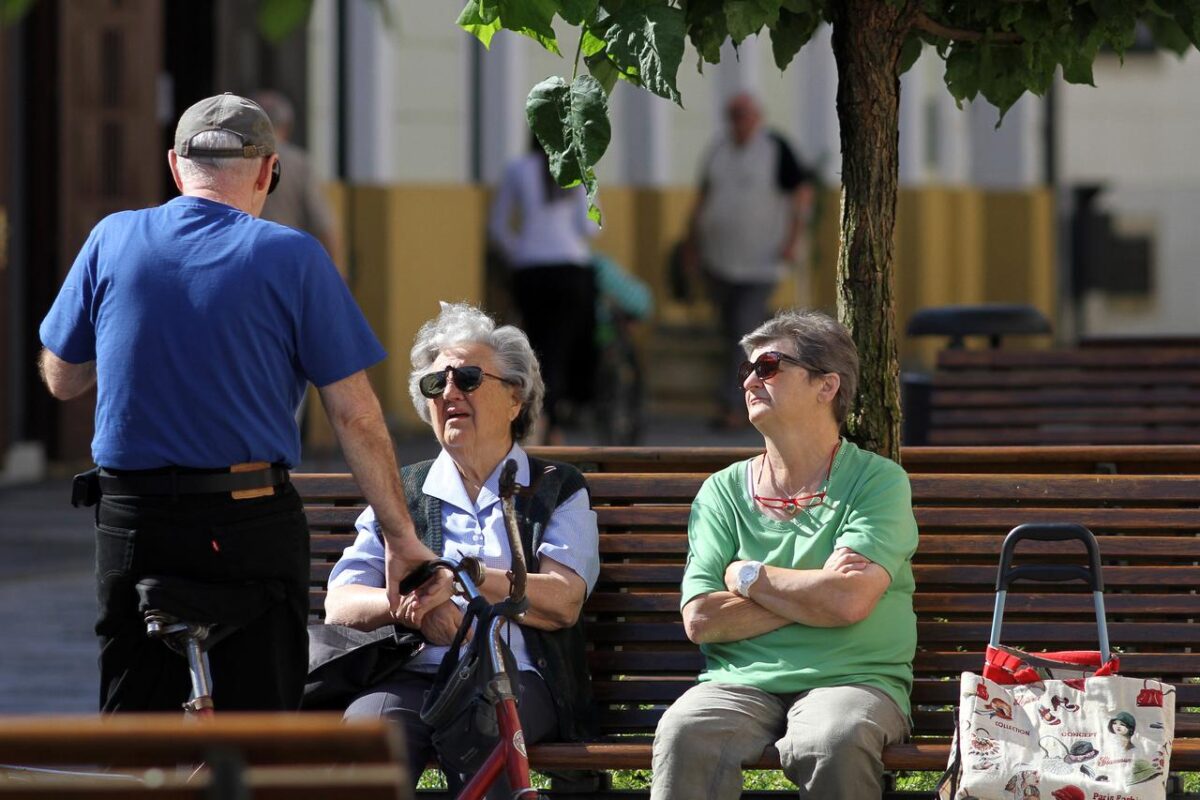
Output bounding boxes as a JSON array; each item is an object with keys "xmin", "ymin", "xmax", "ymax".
[{"xmin": 0, "ymin": 413, "xmax": 759, "ymax": 714}]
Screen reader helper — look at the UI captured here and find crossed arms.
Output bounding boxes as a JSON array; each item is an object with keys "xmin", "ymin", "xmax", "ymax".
[{"xmin": 682, "ymin": 547, "xmax": 892, "ymax": 645}]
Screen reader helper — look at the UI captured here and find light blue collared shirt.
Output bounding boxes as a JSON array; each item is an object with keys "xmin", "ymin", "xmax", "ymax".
[{"xmin": 327, "ymin": 444, "xmax": 599, "ymax": 673}]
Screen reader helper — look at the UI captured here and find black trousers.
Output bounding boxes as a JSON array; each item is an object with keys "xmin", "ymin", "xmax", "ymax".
[
  {"xmin": 513, "ymin": 264, "xmax": 597, "ymax": 426},
  {"xmin": 95, "ymin": 484, "xmax": 309, "ymax": 712},
  {"xmin": 705, "ymin": 270, "xmax": 777, "ymax": 414},
  {"xmin": 344, "ymin": 669, "xmax": 556, "ymax": 800}
]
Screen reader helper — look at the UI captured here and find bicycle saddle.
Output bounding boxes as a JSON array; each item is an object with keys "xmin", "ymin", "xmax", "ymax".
[{"xmin": 136, "ymin": 575, "xmax": 285, "ymax": 629}]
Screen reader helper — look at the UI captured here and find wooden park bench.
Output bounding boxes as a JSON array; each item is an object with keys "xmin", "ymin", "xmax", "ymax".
[
  {"xmin": 923, "ymin": 347, "xmax": 1200, "ymax": 445},
  {"xmin": 298, "ymin": 462, "xmax": 1200, "ymax": 799},
  {"xmin": 0, "ymin": 713, "xmax": 411, "ymax": 799}
]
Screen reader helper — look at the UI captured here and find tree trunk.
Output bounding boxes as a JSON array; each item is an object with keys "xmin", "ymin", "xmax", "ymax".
[{"xmin": 830, "ymin": 0, "xmax": 915, "ymax": 462}]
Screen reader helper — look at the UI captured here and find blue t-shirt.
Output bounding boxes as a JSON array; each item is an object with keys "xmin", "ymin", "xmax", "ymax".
[{"xmin": 39, "ymin": 196, "xmax": 386, "ymax": 469}]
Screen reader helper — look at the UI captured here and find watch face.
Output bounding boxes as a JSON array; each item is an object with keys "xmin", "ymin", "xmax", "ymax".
[{"xmin": 738, "ymin": 562, "xmax": 760, "ymax": 594}]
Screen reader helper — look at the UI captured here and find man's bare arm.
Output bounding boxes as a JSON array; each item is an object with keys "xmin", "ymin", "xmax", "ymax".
[
  {"xmin": 318, "ymin": 371, "xmax": 448, "ymax": 613},
  {"xmin": 39, "ymin": 348, "xmax": 96, "ymax": 400}
]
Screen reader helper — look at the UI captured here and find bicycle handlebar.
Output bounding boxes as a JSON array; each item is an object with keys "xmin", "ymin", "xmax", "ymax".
[
  {"xmin": 498, "ymin": 459, "xmax": 528, "ymax": 605},
  {"xmin": 396, "ymin": 555, "xmax": 486, "ymax": 596}
]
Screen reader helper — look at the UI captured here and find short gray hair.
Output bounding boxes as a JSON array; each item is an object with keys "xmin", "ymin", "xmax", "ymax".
[
  {"xmin": 175, "ymin": 129, "xmax": 261, "ymax": 187},
  {"xmin": 740, "ymin": 308, "xmax": 860, "ymax": 424},
  {"xmin": 409, "ymin": 302, "xmax": 545, "ymax": 441}
]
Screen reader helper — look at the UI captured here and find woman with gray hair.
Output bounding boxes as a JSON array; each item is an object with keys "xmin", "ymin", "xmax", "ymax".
[
  {"xmin": 651, "ymin": 308, "xmax": 918, "ymax": 800},
  {"xmin": 324, "ymin": 302, "xmax": 599, "ymax": 798}
]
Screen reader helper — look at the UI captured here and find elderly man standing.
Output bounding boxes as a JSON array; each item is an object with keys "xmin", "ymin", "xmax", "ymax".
[
  {"xmin": 38, "ymin": 93, "xmax": 440, "ymax": 712},
  {"xmin": 684, "ymin": 92, "xmax": 815, "ymax": 430}
]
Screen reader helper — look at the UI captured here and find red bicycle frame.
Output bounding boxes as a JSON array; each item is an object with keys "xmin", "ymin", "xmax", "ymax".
[{"xmin": 406, "ymin": 459, "xmax": 545, "ymax": 800}]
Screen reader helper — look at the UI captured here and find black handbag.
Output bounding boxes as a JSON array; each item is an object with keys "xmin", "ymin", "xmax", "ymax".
[{"xmin": 301, "ymin": 622, "xmax": 425, "ymax": 710}]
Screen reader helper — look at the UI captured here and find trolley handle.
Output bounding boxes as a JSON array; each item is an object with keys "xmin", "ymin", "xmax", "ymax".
[
  {"xmin": 990, "ymin": 523, "xmax": 1110, "ymax": 662},
  {"xmin": 996, "ymin": 523, "xmax": 1104, "ymax": 593}
]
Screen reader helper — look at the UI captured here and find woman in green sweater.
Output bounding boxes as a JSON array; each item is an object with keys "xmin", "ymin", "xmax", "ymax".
[{"xmin": 651, "ymin": 309, "xmax": 918, "ymax": 800}]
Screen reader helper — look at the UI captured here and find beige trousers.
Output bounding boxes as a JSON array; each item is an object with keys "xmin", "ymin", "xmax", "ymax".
[{"xmin": 650, "ymin": 682, "xmax": 909, "ymax": 800}]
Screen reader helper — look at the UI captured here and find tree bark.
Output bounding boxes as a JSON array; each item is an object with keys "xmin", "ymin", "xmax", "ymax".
[{"xmin": 830, "ymin": 0, "xmax": 916, "ymax": 463}]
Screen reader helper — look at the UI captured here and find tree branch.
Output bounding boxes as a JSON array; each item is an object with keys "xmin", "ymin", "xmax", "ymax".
[{"xmin": 913, "ymin": 11, "xmax": 1024, "ymax": 44}]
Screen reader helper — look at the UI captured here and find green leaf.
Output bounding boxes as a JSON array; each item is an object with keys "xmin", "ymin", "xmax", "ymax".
[
  {"xmin": 560, "ymin": 0, "xmax": 599, "ymax": 26},
  {"xmin": 898, "ymin": 31, "xmax": 924, "ymax": 75},
  {"xmin": 1061, "ymin": 29, "xmax": 1101, "ymax": 85},
  {"xmin": 1145, "ymin": 15, "xmax": 1191, "ymax": 54},
  {"xmin": 457, "ymin": 1, "xmax": 504, "ymax": 48},
  {"xmin": 257, "ymin": 0, "xmax": 312, "ymax": 43},
  {"xmin": 582, "ymin": 27, "xmax": 608, "ymax": 57},
  {"xmin": 725, "ymin": 0, "xmax": 782, "ymax": 43},
  {"xmin": 770, "ymin": 7, "xmax": 821, "ymax": 70},
  {"xmin": 0, "ymin": 0, "xmax": 35, "ymax": 25},
  {"xmin": 943, "ymin": 45, "xmax": 980, "ymax": 107},
  {"xmin": 686, "ymin": 0, "xmax": 729, "ymax": 65},
  {"xmin": 603, "ymin": 4, "xmax": 687, "ymax": 104},
  {"xmin": 526, "ymin": 75, "xmax": 610, "ymax": 225},
  {"xmin": 585, "ymin": 51, "xmax": 622, "ymax": 95},
  {"xmin": 977, "ymin": 45, "xmax": 1035, "ymax": 119},
  {"xmin": 498, "ymin": 0, "xmax": 561, "ymax": 54},
  {"xmin": 526, "ymin": 74, "xmax": 612, "ymax": 186}
]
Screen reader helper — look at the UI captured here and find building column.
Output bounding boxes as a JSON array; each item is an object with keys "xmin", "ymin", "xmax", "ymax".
[
  {"xmin": 791, "ymin": 25, "xmax": 840, "ymax": 182},
  {"xmin": 475, "ymin": 32, "xmax": 526, "ymax": 185},
  {"xmin": 619, "ymin": 86, "xmax": 669, "ymax": 187},
  {"xmin": 968, "ymin": 94, "xmax": 1045, "ymax": 189},
  {"xmin": 344, "ymin": 0, "xmax": 392, "ymax": 182}
]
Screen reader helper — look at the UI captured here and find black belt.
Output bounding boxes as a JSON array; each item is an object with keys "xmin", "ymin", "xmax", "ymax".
[{"xmin": 98, "ymin": 466, "xmax": 290, "ymax": 496}]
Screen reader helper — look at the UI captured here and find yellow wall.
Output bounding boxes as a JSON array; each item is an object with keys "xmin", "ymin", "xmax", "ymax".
[
  {"xmin": 341, "ymin": 185, "xmax": 487, "ymax": 431},
  {"xmin": 327, "ymin": 182, "xmax": 1054, "ymax": 423}
]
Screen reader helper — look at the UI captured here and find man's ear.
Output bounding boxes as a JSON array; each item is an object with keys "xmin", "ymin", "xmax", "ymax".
[
  {"xmin": 253, "ymin": 156, "xmax": 275, "ymax": 194},
  {"xmin": 167, "ymin": 150, "xmax": 185, "ymax": 193}
]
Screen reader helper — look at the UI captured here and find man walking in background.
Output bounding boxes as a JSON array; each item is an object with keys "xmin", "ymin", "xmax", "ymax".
[
  {"xmin": 253, "ymin": 90, "xmax": 343, "ymax": 274},
  {"xmin": 683, "ymin": 92, "xmax": 816, "ymax": 430}
]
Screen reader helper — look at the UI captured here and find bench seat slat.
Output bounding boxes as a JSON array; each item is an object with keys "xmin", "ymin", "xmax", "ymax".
[
  {"xmin": 929, "ymin": 428, "xmax": 1200, "ymax": 446},
  {"xmin": 936, "ymin": 348, "xmax": 1200, "ymax": 369},
  {"xmin": 932, "ymin": 369, "xmax": 1200, "ymax": 389},
  {"xmin": 582, "ymin": 620, "xmax": 1200, "ymax": 646},
  {"xmin": 528, "ymin": 738, "xmax": 1200, "ymax": 772},
  {"xmin": 530, "ymin": 444, "xmax": 1200, "ymax": 474},
  {"xmin": 579, "ymin": 474, "xmax": 1200, "ymax": 503},
  {"xmin": 933, "ymin": 408, "xmax": 1200, "ymax": 427}
]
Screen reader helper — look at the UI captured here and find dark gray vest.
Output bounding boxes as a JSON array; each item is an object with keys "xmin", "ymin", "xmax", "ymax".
[{"xmin": 400, "ymin": 456, "xmax": 597, "ymax": 742}]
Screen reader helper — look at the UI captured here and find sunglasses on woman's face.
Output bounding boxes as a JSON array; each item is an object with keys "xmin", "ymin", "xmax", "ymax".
[
  {"xmin": 737, "ymin": 351, "xmax": 815, "ymax": 386},
  {"xmin": 418, "ymin": 365, "xmax": 510, "ymax": 399}
]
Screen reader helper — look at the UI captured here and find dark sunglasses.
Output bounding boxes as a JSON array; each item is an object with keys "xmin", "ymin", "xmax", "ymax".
[
  {"xmin": 418, "ymin": 365, "xmax": 510, "ymax": 398},
  {"xmin": 737, "ymin": 351, "xmax": 814, "ymax": 386}
]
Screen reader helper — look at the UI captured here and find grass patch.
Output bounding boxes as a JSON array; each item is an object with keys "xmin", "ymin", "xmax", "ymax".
[{"xmin": 416, "ymin": 767, "xmax": 1199, "ymax": 794}]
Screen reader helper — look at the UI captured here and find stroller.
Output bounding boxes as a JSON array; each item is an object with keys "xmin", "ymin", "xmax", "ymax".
[{"xmin": 937, "ymin": 523, "xmax": 1175, "ymax": 800}]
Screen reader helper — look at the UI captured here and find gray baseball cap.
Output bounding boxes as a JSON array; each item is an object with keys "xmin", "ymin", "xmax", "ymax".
[{"xmin": 174, "ymin": 93, "xmax": 276, "ymax": 158}]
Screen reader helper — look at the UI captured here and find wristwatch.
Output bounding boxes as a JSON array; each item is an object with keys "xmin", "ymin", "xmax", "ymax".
[{"xmin": 735, "ymin": 561, "xmax": 764, "ymax": 597}]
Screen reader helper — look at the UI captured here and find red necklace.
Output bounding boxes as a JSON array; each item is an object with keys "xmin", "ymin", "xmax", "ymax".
[{"xmin": 753, "ymin": 441, "xmax": 841, "ymax": 513}]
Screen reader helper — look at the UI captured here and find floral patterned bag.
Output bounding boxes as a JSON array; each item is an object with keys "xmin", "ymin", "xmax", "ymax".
[
  {"xmin": 936, "ymin": 524, "xmax": 1176, "ymax": 800},
  {"xmin": 937, "ymin": 647, "xmax": 1175, "ymax": 800}
]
